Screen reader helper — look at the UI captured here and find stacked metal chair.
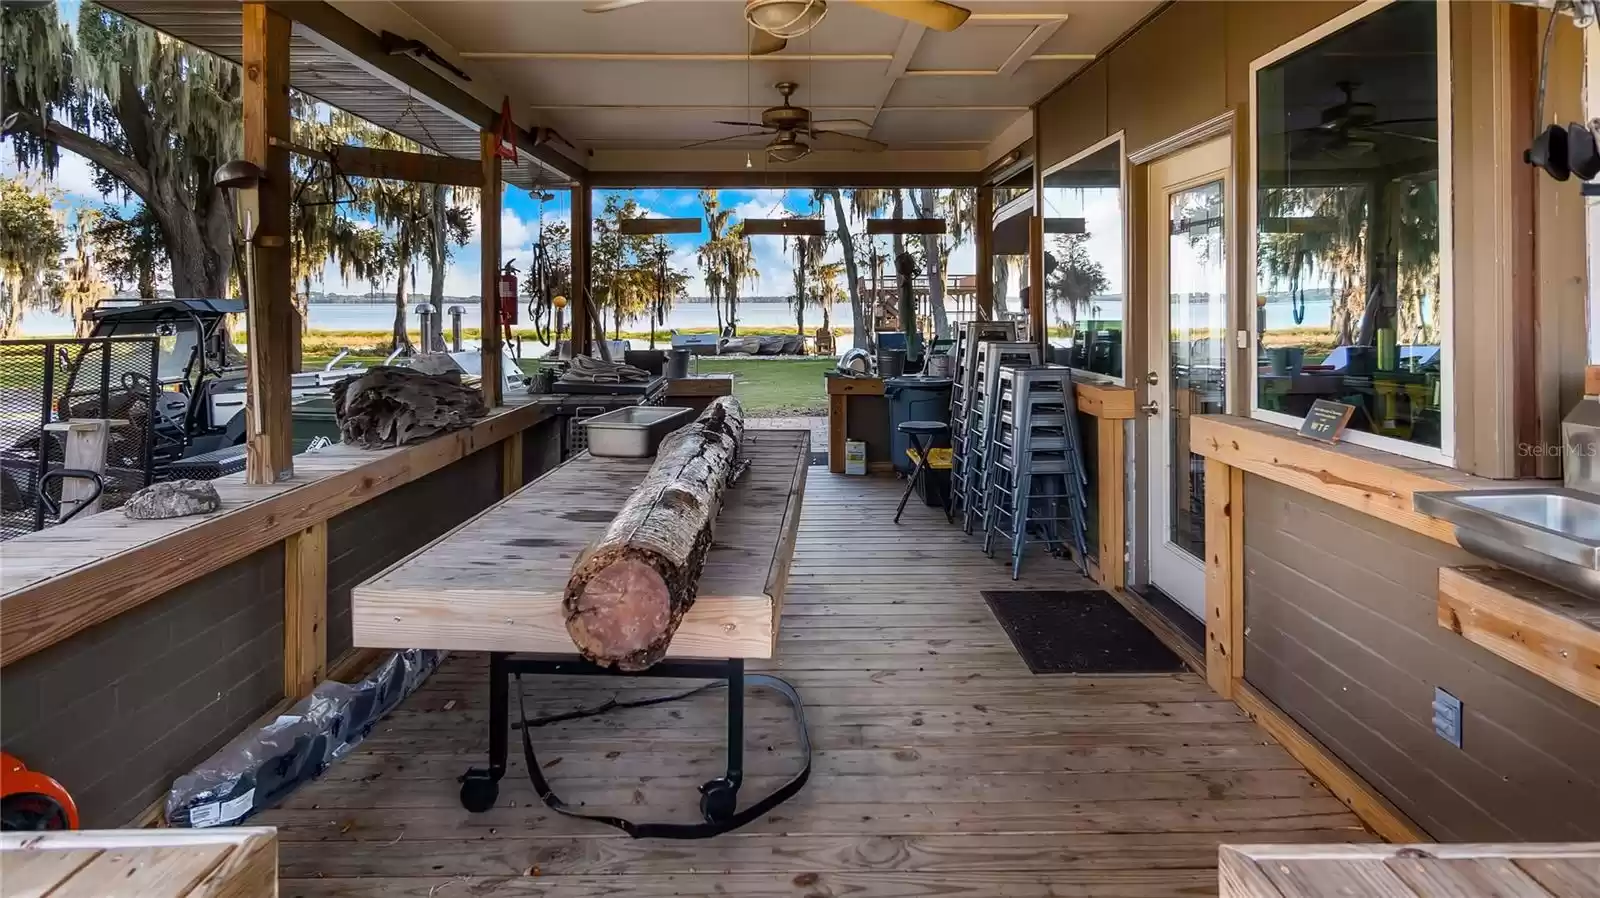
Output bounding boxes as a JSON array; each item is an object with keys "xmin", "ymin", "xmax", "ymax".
[
  {"xmin": 980, "ymin": 364, "xmax": 1091, "ymax": 579},
  {"xmin": 960, "ymin": 341, "xmax": 1042, "ymax": 535},
  {"xmin": 948, "ymin": 320, "xmax": 1017, "ymax": 520}
]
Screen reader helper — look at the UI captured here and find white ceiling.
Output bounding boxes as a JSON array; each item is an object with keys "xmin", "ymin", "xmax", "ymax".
[{"xmin": 373, "ymin": 0, "xmax": 1160, "ymax": 169}]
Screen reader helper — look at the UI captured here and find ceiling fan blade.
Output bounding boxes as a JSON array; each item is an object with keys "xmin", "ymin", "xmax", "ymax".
[
  {"xmin": 750, "ymin": 29, "xmax": 788, "ymax": 56},
  {"xmin": 852, "ymin": 0, "xmax": 970, "ymax": 32},
  {"xmin": 712, "ymin": 121, "xmax": 772, "ymax": 129},
  {"xmin": 584, "ymin": 0, "xmax": 653, "ymax": 11},
  {"xmin": 681, "ymin": 133, "xmax": 764, "ymax": 149},
  {"xmin": 811, "ymin": 118, "xmax": 874, "ymax": 131},
  {"xmin": 812, "ymin": 129, "xmax": 887, "ymax": 152},
  {"xmin": 1355, "ymin": 127, "xmax": 1437, "ymax": 145}
]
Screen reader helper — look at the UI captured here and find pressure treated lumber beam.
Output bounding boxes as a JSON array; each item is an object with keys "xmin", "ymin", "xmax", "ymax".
[
  {"xmin": 242, "ymin": 3, "xmax": 295, "ymax": 484},
  {"xmin": 479, "ymin": 130, "xmax": 503, "ymax": 407}
]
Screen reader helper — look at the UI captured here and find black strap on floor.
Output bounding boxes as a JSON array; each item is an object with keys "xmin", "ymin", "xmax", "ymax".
[{"xmin": 515, "ymin": 673, "xmax": 811, "ymax": 840}]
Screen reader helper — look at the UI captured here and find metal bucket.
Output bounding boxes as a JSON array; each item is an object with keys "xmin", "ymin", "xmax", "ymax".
[
  {"xmin": 877, "ymin": 348, "xmax": 906, "ymax": 378},
  {"xmin": 666, "ymin": 348, "xmax": 691, "ymax": 379}
]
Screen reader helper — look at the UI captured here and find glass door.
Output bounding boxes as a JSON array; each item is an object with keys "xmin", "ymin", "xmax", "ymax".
[{"xmin": 1144, "ymin": 137, "xmax": 1231, "ymax": 617}]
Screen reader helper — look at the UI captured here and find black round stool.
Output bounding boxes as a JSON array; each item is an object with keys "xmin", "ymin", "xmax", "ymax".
[{"xmin": 895, "ymin": 420, "xmax": 953, "ymax": 525}]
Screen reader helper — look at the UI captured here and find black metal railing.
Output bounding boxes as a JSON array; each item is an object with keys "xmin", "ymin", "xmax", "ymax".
[{"xmin": 1, "ymin": 337, "xmax": 160, "ymax": 541}]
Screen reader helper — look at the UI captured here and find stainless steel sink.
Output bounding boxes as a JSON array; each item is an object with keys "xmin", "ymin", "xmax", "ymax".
[{"xmin": 1414, "ymin": 487, "xmax": 1600, "ymax": 597}]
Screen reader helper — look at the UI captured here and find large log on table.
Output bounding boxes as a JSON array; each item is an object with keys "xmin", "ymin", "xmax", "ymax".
[{"xmin": 564, "ymin": 396, "xmax": 745, "ymax": 670}]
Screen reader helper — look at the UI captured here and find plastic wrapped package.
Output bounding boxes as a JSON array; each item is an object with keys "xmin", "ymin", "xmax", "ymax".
[{"xmin": 166, "ymin": 648, "xmax": 444, "ymax": 827}]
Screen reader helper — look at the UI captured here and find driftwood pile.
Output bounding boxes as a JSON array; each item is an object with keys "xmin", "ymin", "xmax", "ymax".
[
  {"xmin": 563, "ymin": 395, "xmax": 745, "ymax": 670},
  {"xmin": 332, "ymin": 366, "xmax": 488, "ymax": 448}
]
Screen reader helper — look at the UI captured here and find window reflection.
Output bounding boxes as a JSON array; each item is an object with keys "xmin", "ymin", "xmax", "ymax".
[
  {"xmin": 1254, "ymin": 0, "xmax": 1442, "ymax": 450},
  {"xmin": 1041, "ymin": 142, "xmax": 1125, "ymax": 380},
  {"xmin": 1168, "ymin": 181, "xmax": 1227, "ymax": 559}
]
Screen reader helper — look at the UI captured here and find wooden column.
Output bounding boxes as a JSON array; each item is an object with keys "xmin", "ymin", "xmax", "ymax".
[
  {"xmin": 1027, "ymin": 213, "xmax": 1045, "ymax": 350},
  {"xmin": 1096, "ymin": 420, "xmax": 1125, "ymax": 590},
  {"xmin": 479, "ymin": 131, "xmax": 503, "ymax": 407},
  {"xmin": 1202, "ymin": 458, "xmax": 1243, "ymax": 698},
  {"xmin": 283, "ymin": 521, "xmax": 327, "ymax": 699},
  {"xmin": 975, "ymin": 185, "xmax": 994, "ymax": 318},
  {"xmin": 45, "ymin": 420, "xmax": 111, "ymax": 518},
  {"xmin": 501, "ymin": 432, "xmax": 524, "ymax": 495},
  {"xmin": 570, "ymin": 182, "xmax": 592, "ymax": 357},
  {"xmin": 241, "ymin": 3, "xmax": 294, "ymax": 483}
]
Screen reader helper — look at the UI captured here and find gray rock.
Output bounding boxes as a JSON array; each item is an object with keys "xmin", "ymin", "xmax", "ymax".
[{"xmin": 123, "ymin": 479, "xmax": 223, "ymax": 519}]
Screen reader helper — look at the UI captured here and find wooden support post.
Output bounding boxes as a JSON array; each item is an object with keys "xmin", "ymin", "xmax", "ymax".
[
  {"xmin": 501, "ymin": 432, "xmax": 524, "ymax": 495},
  {"xmin": 828, "ymin": 393, "xmax": 848, "ymax": 474},
  {"xmin": 479, "ymin": 131, "xmax": 503, "ymax": 407},
  {"xmin": 1096, "ymin": 420, "xmax": 1125, "ymax": 590},
  {"xmin": 1203, "ymin": 458, "xmax": 1243, "ymax": 697},
  {"xmin": 570, "ymin": 183, "xmax": 592, "ymax": 357},
  {"xmin": 241, "ymin": 3, "xmax": 294, "ymax": 484},
  {"xmin": 44, "ymin": 420, "xmax": 111, "ymax": 518},
  {"xmin": 975, "ymin": 185, "xmax": 993, "ymax": 318},
  {"xmin": 283, "ymin": 521, "xmax": 327, "ymax": 699},
  {"xmin": 1027, "ymin": 213, "xmax": 1045, "ymax": 349}
]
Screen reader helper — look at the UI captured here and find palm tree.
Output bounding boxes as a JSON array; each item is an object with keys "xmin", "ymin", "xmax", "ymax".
[
  {"xmin": 784, "ymin": 226, "xmax": 825, "ymax": 338},
  {"xmin": 698, "ymin": 189, "xmax": 731, "ymax": 335},
  {"xmin": 720, "ymin": 223, "xmax": 756, "ymax": 337}
]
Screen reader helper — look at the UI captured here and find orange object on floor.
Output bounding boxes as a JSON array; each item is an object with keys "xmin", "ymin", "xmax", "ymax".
[{"xmin": 1, "ymin": 752, "xmax": 79, "ymax": 831}]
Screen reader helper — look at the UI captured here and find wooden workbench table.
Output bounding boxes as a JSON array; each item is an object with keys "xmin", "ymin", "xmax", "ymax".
[
  {"xmin": 352, "ymin": 429, "xmax": 809, "ymax": 660},
  {"xmin": 1220, "ymin": 842, "xmax": 1600, "ymax": 897},
  {"xmin": 0, "ymin": 828, "xmax": 277, "ymax": 898}
]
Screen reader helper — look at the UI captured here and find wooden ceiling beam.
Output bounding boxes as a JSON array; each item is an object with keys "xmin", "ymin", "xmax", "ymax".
[{"xmin": 272, "ymin": 138, "xmax": 484, "ymax": 187}]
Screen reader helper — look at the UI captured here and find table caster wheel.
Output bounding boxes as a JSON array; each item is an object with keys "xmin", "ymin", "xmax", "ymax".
[
  {"xmin": 458, "ymin": 773, "xmax": 499, "ymax": 813},
  {"xmin": 698, "ymin": 779, "xmax": 737, "ymax": 823}
]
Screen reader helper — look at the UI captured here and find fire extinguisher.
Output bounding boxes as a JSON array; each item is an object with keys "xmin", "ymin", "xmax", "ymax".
[{"xmin": 498, "ymin": 260, "xmax": 519, "ymax": 351}]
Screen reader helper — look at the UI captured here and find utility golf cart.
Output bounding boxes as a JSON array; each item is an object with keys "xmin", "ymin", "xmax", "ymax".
[{"xmin": 0, "ymin": 300, "xmax": 258, "ymax": 537}]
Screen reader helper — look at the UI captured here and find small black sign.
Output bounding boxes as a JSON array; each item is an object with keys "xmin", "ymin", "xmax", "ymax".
[{"xmin": 1299, "ymin": 399, "xmax": 1355, "ymax": 443}]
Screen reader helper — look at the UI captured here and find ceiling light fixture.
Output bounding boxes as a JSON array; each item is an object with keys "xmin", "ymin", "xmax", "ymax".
[{"xmin": 745, "ymin": 0, "xmax": 827, "ymax": 39}]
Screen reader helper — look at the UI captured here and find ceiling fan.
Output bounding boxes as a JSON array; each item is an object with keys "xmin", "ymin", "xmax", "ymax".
[
  {"xmin": 1289, "ymin": 81, "xmax": 1436, "ymax": 161},
  {"xmin": 681, "ymin": 81, "xmax": 886, "ymax": 162},
  {"xmin": 584, "ymin": 0, "xmax": 972, "ymax": 56}
]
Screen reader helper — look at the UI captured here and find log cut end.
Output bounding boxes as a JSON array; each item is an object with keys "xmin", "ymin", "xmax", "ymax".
[{"xmin": 565, "ymin": 555, "xmax": 672, "ymax": 671}]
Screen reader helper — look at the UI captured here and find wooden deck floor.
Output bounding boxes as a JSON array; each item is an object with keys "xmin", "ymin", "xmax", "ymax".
[{"xmin": 259, "ymin": 471, "xmax": 1371, "ymax": 898}]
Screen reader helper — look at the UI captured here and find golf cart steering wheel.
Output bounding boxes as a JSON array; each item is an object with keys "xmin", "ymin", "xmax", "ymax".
[{"xmin": 121, "ymin": 370, "xmax": 154, "ymax": 394}]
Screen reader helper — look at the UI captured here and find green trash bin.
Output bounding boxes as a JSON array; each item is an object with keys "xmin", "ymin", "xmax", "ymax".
[{"xmin": 885, "ymin": 375, "xmax": 953, "ymax": 507}]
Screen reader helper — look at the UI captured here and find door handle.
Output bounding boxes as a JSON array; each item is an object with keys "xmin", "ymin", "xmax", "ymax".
[
  {"xmin": 1140, "ymin": 399, "xmax": 1160, "ymax": 416},
  {"xmin": 1145, "ymin": 371, "xmax": 1160, "ymax": 386}
]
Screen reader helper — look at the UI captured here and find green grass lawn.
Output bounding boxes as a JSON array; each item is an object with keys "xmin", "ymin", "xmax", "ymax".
[{"xmin": 691, "ymin": 358, "xmax": 832, "ymax": 417}]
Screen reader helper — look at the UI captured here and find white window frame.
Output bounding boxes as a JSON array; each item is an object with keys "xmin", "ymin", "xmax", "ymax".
[
  {"xmin": 1039, "ymin": 131, "xmax": 1130, "ymax": 385},
  {"xmin": 1246, "ymin": 0, "xmax": 1454, "ymax": 465}
]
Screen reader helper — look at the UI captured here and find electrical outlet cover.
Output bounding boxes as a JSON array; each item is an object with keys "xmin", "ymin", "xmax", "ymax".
[{"xmin": 1432, "ymin": 687, "xmax": 1463, "ymax": 748}]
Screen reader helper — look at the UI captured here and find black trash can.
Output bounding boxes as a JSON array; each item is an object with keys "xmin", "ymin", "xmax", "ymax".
[{"xmin": 885, "ymin": 375, "xmax": 954, "ymax": 506}]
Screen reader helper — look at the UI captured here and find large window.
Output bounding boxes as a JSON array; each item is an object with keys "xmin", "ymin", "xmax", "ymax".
[
  {"xmin": 1251, "ymin": 0, "xmax": 1447, "ymax": 458},
  {"xmin": 1041, "ymin": 136, "xmax": 1126, "ymax": 381}
]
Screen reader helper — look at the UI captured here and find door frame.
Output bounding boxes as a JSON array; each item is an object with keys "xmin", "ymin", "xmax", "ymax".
[{"xmin": 1126, "ymin": 112, "xmax": 1245, "ymax": 615}]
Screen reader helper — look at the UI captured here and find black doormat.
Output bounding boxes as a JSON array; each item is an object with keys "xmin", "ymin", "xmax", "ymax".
[{"xmin": 981, "ymin": 589, "xmax": 1187, "ymax": 674}]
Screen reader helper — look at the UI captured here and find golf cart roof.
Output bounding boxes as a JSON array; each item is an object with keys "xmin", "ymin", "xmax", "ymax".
[{"xmin": 86, "ymin": 299, "xmax": 246, "ymax": 321}]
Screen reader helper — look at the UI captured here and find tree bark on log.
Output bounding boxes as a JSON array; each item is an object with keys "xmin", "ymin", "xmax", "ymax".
[
  {"xmin": 332, "ymin": 366, "xmax": 488, "ymax": 448},
  {"xmin": 564, "ymin": 396, "xmax": 746, "ymax": 670}
]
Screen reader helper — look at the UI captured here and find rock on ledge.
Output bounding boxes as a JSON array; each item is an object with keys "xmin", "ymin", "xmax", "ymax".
[{"xmin": 123, "ymin": 479, "xmax": 223, "ymax": 520}]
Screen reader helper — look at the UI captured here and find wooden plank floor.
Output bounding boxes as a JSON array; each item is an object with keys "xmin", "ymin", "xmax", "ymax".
[{"xmin": 259, "ymin": 471, "xmax": 1371, "ymax": 898}]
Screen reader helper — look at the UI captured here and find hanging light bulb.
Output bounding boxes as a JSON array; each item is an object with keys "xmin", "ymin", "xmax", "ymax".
[{"xmin": 746, "ymin": 152, "xmax": 754, "ymax": 169}]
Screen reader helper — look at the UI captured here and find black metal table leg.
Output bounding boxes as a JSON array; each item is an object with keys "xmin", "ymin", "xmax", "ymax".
[
  {"xmin": 895, "ymin": 433, "xmax": 930, "ymax": 524},
  {"xmin": 459, "ymin": 651, "xmax": 510, "ymax": 812},
  {"xmin": 698, "ymin": 659, "xmax": 744, "ymax": 822}
]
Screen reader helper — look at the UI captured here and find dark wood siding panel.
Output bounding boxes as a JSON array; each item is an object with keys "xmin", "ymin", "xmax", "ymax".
[
  {"xmin": 1242, "ymin": 474, "xmax": 1600, "ymax": 841},
  {"xmin": 326, "ymin": 447, "xmax": 503, "ymax": 659},
  {"xmin": 0, "ymin": 547, "xmax": 284, "ymax": 826}
]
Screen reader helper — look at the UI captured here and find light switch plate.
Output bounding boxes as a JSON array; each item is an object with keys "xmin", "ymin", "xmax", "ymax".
[{"xmin": 1433, "ymin": 687, "xmax": 1463, "ymax": 748}]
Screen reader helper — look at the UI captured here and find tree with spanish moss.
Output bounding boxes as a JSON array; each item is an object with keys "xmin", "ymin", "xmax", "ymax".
[
  {"xmin": 0, "ymin": 177, "xmax": 66, "ymax": 337},
  {"xmin": 2, "ymin": 2, "xmax": 241, "ymax": 298}
]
